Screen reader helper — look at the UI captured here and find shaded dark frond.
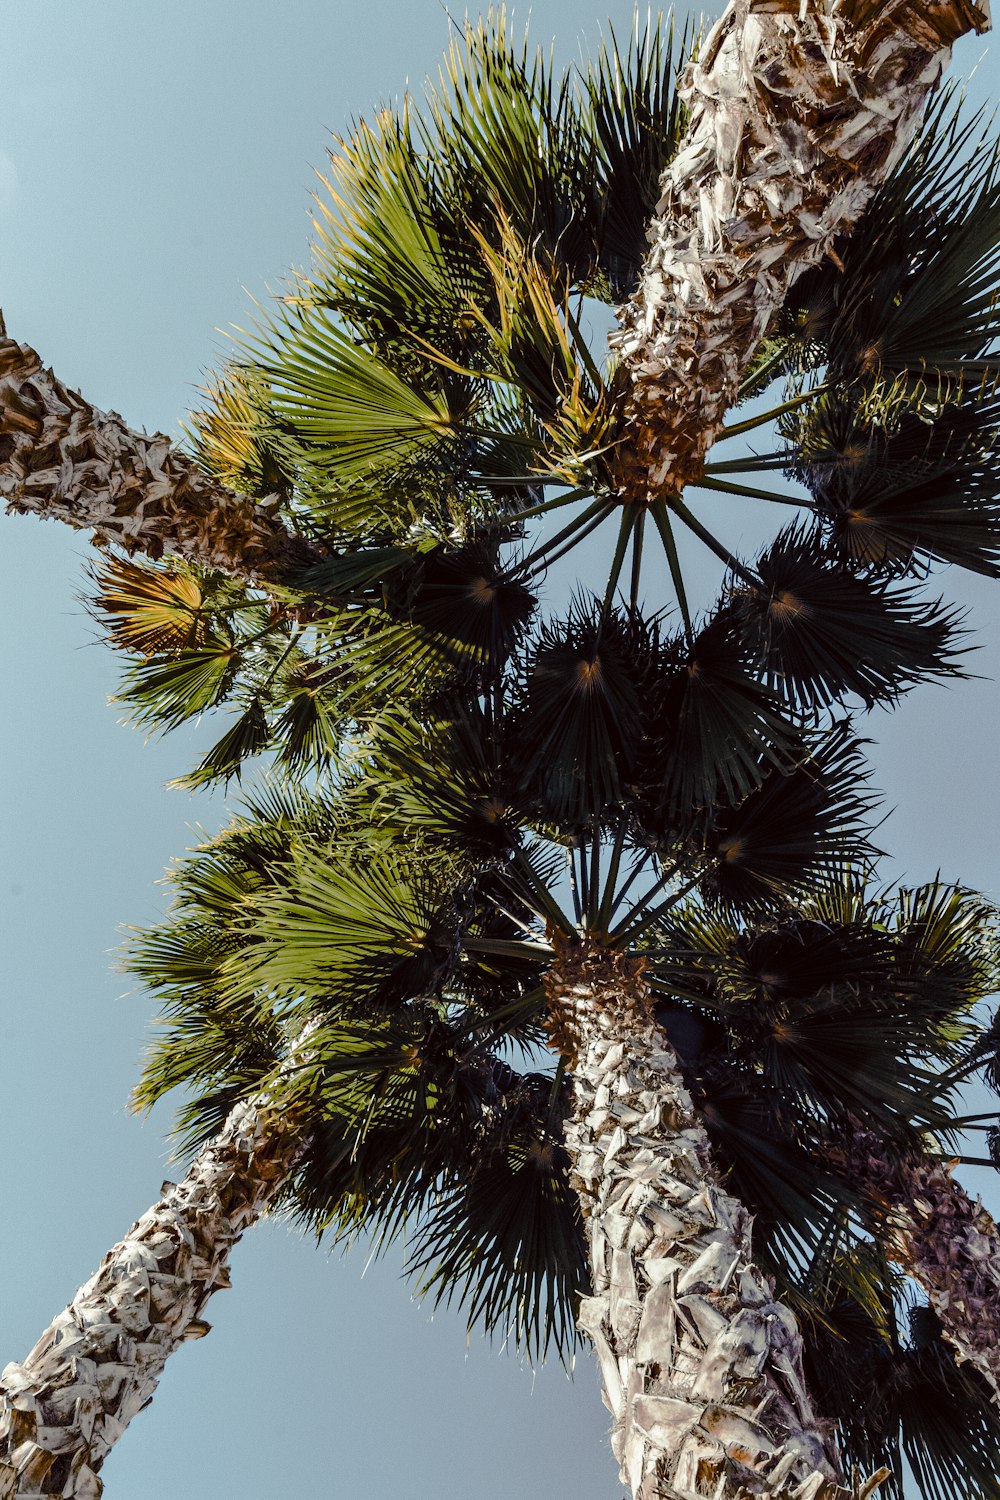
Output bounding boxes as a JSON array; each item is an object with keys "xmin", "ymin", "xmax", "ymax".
[
  {"xmin": 581, "ymin": 13, "xmax": 690, "ymax": 299},
  {"xmin": 362, "ymin": 701, "xmax": 522, "ymax": 853},
  {"xmin": 407, "ymin": 1081, "xmax": 587, "ymax": 1362},
  {"xmin": 509, "ymin": 602, "xmax": 654, "ymax": 829},
  {"xmin": 791, "ymin": 91, "xmax": 1000, "ymax": 380},
  {"xmin": 787, "ymin": 381, "xmax": 1000, "ymax": 578},
  {"xmin": 735, "ymin": 523, "xmax": 967, "ymax": 712},
  {"xmin": 697, "ymin": 727, "xmax": 876, "ymax": 910},
  {"xmin": 634, "ymin": 614, "xmax": 802, "ymax": 841},
  {"xmin": 690, "ymin": 1065, "xmax": 853, "ymax": 1275},
  {"xmin": 403, "ymin": 543, "xmax": 536, "ymax": 673}
]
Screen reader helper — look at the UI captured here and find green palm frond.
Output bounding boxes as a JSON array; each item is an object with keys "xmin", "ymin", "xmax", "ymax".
[
  {"xmin": 422, "ymin": 9, "xmax": 598, "ymax": 282},
  {"xmin": 89, "ymin": 555, "xmax": 223, "ymax": 656},
  {"xmin": 185, "ymin": 362, "xmax": 296, "ymax": 501},
  {"xmin": 218, "ymin": 835, "xmax": 467, "ymax": 1017},
  {"xmin": 307, "ymin": 102, "xmax": 487, "ymax": 357},
  {"xmin": 264, "ymin": 305, "xmax": 471, "ymax": 482}
]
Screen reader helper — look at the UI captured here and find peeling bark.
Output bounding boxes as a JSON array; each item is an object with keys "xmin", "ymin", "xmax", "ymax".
[
  {"xmin": 0, "ymin": 325, "xmax": 321, "ymax": 585},
  {"xmin": 546, "ymin": 941, "xmax": 865, "ymax": 1500},
  {"xmin": 0, "ymin": 1096, "xmax": 306, "ymax": 1499},
  {"xmin": 612, "ymin": 0, "xmax": 991, "ymax": 503},
  {"xmin": 847, "ymin": 1131, "xmax": 1000, "ymax": 1403}
]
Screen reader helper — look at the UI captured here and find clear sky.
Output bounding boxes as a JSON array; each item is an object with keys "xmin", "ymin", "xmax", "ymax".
[{"xmin": 0, "ymin": 6, "xmax": 997, "ymax": 1499}]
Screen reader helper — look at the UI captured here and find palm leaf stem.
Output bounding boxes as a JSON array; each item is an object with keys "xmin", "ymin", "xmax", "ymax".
[
  {"xmin": 608, "ymin": 860, "xmax": 682, "ymax": 942},
  {"xmin": 602, "ymin": 507, "xmax": 637, "ymax": 614},
  {"xmin": 609, "ymin": 851, "xmax": 653, "ymax": 916},
  {"xmin": 717, "ymin": 387, "xmax": 828, "ymax": 443},
  {"xmin": 500, "ymin": 484, "xmax": 595, "ymax": 525},
  {"xmin": 587, "ymin": 833, "xmax": 602, "ymax": 929},
  {"xmin": 596, "ymin": 824, "xmax": 628, "ymax": 934},
  {"xmin": 564, "ymin": 298, "xmax": 608, "ymax": 391},
  {"xmin": 612, "ymin": 875, "xmax": 700, "ymax": 945},
  {"xmin": 736, "ymin": 341, "xmax": 789, "ymax": 398},
  {"xmin": 510, "ymin": 848, "xmax": 574, "ymax": 935},
  {"xmin": 521, "ymin": 497, "xmax": 613, "ymax": 572},
  {"xmin": 629, "ymin": 508, "xmax": 645, "ymax": 610},
  {"xmin": 527, "ymin": 506, "xmax": 616, "ymax": 577},
  {"xmin": 702, "ymin": 454, "xmax": 791, "ymax": 475},
  {"xmin": 696, "ymin": 475, "xmax": 813, "ymax": 507},
  {"xmin": 667, "ymin": 492, "xmax": 756, "ymax": 584},
  {"xmin": 462, "ymin": 936, "xmax": 553, "ymax": 961},
  {"xmin": 649, "ymin": 503, "xmax": 693, "ymax": 636}
]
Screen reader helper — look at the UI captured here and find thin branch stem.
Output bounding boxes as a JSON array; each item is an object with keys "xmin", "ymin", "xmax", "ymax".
[
  {"xmin": 649, "ymin": 502, "xmax": 692, "ymax": 636},
  {"xmin": 629, "ymin": 507, "xmax": 645, "ymax": 610},
  {"xmin": 602, "ymin": 506, "xmax": 636, "ymax": 615},
  {"xmin": 524, "ymin": 503, "xmax": 614, "ymax": 576},
  {"xmin": 520, "ymin": 495, "xmax": 611, "ymax": 569},
  {"xmin": 697, "ymin": 474, "xmax": 813, "ymax": 507},
  {"xmin": 716, "ymin": 386, "xmax": 826, "ymax": 442},
  {"xmin": 667, "ymin": 492, "xmax": 756, "ymax": 583}
]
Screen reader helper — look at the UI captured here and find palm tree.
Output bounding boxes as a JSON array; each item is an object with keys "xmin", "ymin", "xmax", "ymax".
[
  {"xmin": 108, "ymin": 753, "xmax": 1000, "ymax": 1500},
  {"xmin": 4, "ymin": 5, "xmax": 1000, "ymax": 1497}
]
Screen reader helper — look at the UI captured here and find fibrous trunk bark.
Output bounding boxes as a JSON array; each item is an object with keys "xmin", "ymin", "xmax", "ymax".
[
  {"xmin": 0, "ymin": 1095, "xmax": 305, "ymax": 1499},
  {"xmin": 612, "ymin": 0, "xmax": 991, "ymax": 502},
  {"xmin": 847, "ymin": 1130, "xmax": 1000, "ymax": 1403},
  {"xmin": 546, "ymin": 941, "xmax": 863, "ymax": 1500},
  {"xmin": 0, "ymin": 321, "xmax": 320, "ymax": 585}
]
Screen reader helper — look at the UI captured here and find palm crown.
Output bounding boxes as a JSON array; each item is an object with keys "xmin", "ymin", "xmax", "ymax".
[{"xmin": 81, "ymin": 11, "xmax": 1000, "ymax": 1499}]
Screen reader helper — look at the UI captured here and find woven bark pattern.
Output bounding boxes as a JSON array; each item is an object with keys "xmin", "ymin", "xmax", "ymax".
[
  {"xmin": 0, "ymin": 1098, "xmax": 304, "ymax": 1499},
  {"xmin": 548, "ymin": 943, "xmax": 853, "ymax": 1500},
  {"xmin": 0, "ymin": 333, "xmax": 318, "ymax": 584},
  {"xmin": 611, "ymin": 0, "xmax": 990, "ymax": 503},
  {"xmin": 849, "ymin": 1133, "xmax": 1000, "ymax": 1402}
]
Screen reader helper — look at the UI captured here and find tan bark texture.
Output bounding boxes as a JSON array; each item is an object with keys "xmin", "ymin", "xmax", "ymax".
[
  {"xmin": 546, "ymin": 941, "xmax": 864, "ymax": 1500},
  {"xmin": 0, "ymin": 325, "xmax": 320, "ymax": 585},
  {"xmin": 848, "ymin": 1131, "xmax": 1000, "ymax": 1403},
  {"xmin": 611, "ymin": 0, "xmax": 991, "ymax": 503},
  {"xmin": 0, "ymin": 1096, "xmax": 305, "ymax": 1500}
]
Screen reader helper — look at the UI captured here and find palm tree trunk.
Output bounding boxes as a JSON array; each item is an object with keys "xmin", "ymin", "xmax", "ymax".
[
  {"xmin": 0, "ymin": 1093, "xmax": 306, "ymax": 1500},
  {"xmin": 545, "ymin": 939, "xmax": 866, "ymax": 1500},
  {"xmin": 0, "ymin": 319, "xmax": 320, "ymax": 585},
  {"xmin": 847, "ymin": 1129, "xmax": 1000, "ymax": 1402},
  {"xmin": 611, "ymin": 0, "xmax": 990, "ymax": 504}
]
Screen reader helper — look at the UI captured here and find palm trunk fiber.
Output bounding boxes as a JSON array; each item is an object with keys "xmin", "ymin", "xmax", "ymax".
[
  {"xmin": 612, "ymin": 0, "xmax": 990, "ymax": 504},
  {"xmin": 0, "ymin": 1095, "xmax": 305, "ymax": 1500},
  {"xmin": 546, "ymin": 941, "xmax": 861, "ymax": 1500},
  {"xmin": 0, "ymin": 321, "xmax": 319, "ymax": 585},
  {"xmin": 848, "ymin": 1130, "xmax": 1000, "ymax": 1402}
]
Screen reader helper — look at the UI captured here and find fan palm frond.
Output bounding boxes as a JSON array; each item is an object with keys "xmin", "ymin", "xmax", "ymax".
[{"xmin": 734, "ymin": 523, "xmax": 967, "ymax": 712}]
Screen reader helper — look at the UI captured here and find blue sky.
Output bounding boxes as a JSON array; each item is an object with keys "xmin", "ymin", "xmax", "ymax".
[{"xmin": 0, "ymin": 6, "xmax": 997, "ymax": 1498}]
